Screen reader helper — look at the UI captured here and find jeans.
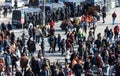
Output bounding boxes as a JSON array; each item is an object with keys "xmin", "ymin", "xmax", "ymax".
[
  {"xmin": 109, "ymin": 37, "xmax": 113, "ymax": 43},
  {"xmin": 102, "ymin": 17, "xmax": 105, "ymax": 23},
  {"xmin": 112, "ymin": 18, "xmax": 115, "ymax": 25},
  {"xmin": 36, "ymin": 35, "xmax": 40, "ymax": 43},
  {"xmin": 109, "ymin": 66, "xmax": 114, "ymax": 76},
  {"xmin": 61, "ymin": 46, "xmax": 65, "ymax": 54},
  {"xmin": 41, "ymin": 48, "xmax": 45, "ymax": 56}
]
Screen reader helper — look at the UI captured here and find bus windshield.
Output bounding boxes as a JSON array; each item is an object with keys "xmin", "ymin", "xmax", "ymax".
[
  {"xmin": 12, "ymin": 10, "xmax": 21, "ymax": 22},
  {"xmin": 5, "ymin": 0, "xmax": 12, "ymax": 2}
]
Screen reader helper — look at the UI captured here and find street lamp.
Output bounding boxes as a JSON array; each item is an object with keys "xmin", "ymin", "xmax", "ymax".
[{"xmin": 43, "ymin": 0, "xmax": 45, "ymax": 26}]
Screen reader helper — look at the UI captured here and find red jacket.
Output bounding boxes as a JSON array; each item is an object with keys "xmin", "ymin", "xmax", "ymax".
[
  {"xmin": 114, "ymin": 26, "xmax": 120, "ymax": 34},
  {"xmin": 49, "ymin": 21, "xmax": 55, "ymax": 29}
]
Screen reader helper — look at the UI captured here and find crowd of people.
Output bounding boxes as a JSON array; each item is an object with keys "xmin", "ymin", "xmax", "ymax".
[{"xmin": 0, "ymin": 2, "xmax": 120, "ymax": 76}]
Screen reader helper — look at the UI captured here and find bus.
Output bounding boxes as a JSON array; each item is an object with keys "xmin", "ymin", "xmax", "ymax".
[{"xmin": 12, "ymin": 7, "xmax": 42, "ymax": 28}]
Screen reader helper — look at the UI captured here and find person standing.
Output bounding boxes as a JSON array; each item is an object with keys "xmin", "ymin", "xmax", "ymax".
[
  {"xmin": 58, "ymin": 67, "xmax": 65, "ymax": 76},
  {"xmin": 60, "ymin": 39, "xmax": 66, "ymax": 55},
  {"xmin": 15, "ymin": 68, "xmax": 22, "ymax": 76},
  {"xmin": 7, "ymin": 22, "xmax": 12, "ymax": 30},
  {"xmin": 40, "ymin": 37, "xmax": 45, "ymax": 56},
  {"xmin": 0, "ymin": 37, "xmax": 2, "ymax": 52},
  {"xmin": 108, "ymin": 29, "xmax": 113, "ymax": 43},
  {"xmin": 57, "ymin": 34, "xmax": 61, "ymax": 51},
  {"xmin": 1, "ymin": 22, "xmax": 7, "ymax": 32},
  {"xmin": 49, "ymin": 35, "xmax": 55, "ymax": 53},
  {"xmin": 112, "ymin": 11, "xmax": 117, "ymax": 25},
  {"xmin": 65, "ymin": 48, "xmax": 70, "ymax": 64},
  {"xmin": 3, "ymin": 50, "xmax": 12, "ymax": 76},
  {"xmin": 30, "ymin": 56, "xmax": 40, "ymax": 76},
  {"xmin": 3, "ymin": 6, "xmax": 8, "ymax": 17},
  {"xmin": 35, "ymin": 26, "xmax": 42, "ymax": 43},
  {"xmin": 49, "ymin": 20, "xmax": 55, "ymax": 30},
  {"xmin": 102, "ymin": 6, "xmax": 106, "ymax": 23},
  {"xmin": 115, "ymin": 60, "xmax": 120, "ymax": 76},
  {"xmin": 24, "ymin": 67, "xmax": 35, "ymax": 76},
  {"xmin": 73, "ymin": 61, "xmax": 82, "ymax": 76},
  {"xmin": 14, "ymin": 0, "xmax": 18, "ymax": 9},
  {"xmin": 27, "ymin": 38, "xmax": 36, "ymax": 56},
  {"xmin": 114, "ymin": 25, "xmax": 119, "ymax": 40},
  {"xmin": 20, "ymin": 53, "xmax": 28, "ymax": 73}
]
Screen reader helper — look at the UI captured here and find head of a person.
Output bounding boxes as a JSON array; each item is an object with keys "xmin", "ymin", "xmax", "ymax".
[{"xmin": 31, "ymin": 56, "xmax": 36, "ymax": 60}]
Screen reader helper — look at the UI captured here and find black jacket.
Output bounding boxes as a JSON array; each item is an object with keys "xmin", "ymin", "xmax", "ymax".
[
  {"xmin": 24, "ymin": 70, "xmax": 35, "ymax": 76},
  {"xmin": 30, "ymin": 59, "xmax": 40, "ymax": 74}
]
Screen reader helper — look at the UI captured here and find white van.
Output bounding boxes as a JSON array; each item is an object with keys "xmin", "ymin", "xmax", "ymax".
[{"xmin": 4, "ymin": 0, "xmax": 25, "ymax": 7}]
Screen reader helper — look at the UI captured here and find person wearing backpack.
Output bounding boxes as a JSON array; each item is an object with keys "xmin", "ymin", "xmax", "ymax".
[{"xmin": 112, "ymin": 11, "xmax": 117, "ymax": 25}]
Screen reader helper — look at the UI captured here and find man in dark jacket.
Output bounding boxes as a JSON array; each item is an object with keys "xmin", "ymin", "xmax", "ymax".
[
  {"xmin": 60, "ymin": 39, "xmax": 66, "ymax": 55},
  {"xmin": 57, "ymin": 34, "xmax": 61, "ymax": 51},
  {"xmin": 49, "ymin": 35, "xmax": 55, "ymax": 53},
  {"xmin": 40, "ymin": 64, "xmax": 49, "ymax": 76},
  {"xmin": 15, "ymin": 68, "xmax": 22, "ymax": 76},
  {"xmin": 41, "ymin": 37, "xmax": 45, "ymax": 56},
  {"xmin": 115, "ymin": 60, "xmax": 120, "ymax": 76},
  {"xmin": 27, "ymin": 38, "xmax": 36, "ymax": 56},
  {"xmin": 30, "ymin": 56, "xmax": 40, "ymax": 76},
  {"xmin": 58, "ymin": 67, "xmax": 65, "ymax": 76},
  {"xmin": 24, "ymin": 67, "xmax": 35, "ymax": 76},
  {"xmin": 102, "ymin": 6, "xmax": 106, "ymax": 23},
  {"xmin": 1, "ymin": 22, "xmax": 7, "ymax": 31},
  {"xmin": 7, "ymin": 22, "xmax": 12, "ymax": 30},
  {"xmin": 94, "ymin": 36, "xmax": 101, "ymax": 50},
  {"xmin": 73, "ymin": 61, "xmax": 82, "ymax": 76}
]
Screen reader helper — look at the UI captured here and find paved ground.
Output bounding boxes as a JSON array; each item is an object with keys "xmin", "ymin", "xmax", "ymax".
[{"xmin": 0, "ymin": 6, "xmax": 119, "ymax": 75}]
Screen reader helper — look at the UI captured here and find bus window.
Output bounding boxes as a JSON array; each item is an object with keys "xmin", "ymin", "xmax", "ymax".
[
  {"xmin": 5, "ymin": 0, "xmax": 11, "ymax": 2},
  {"xmin": 29, "ymin": 0, "xmax": 39, "ymax": 7}
]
